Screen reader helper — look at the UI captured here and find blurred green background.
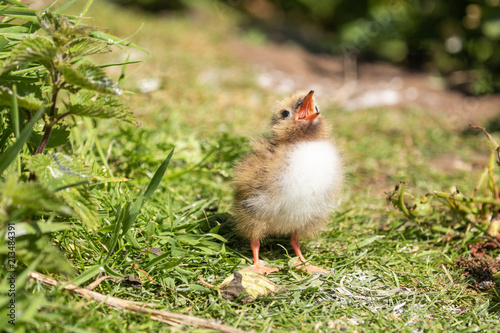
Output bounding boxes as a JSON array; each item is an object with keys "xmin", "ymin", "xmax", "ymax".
[{"xmin": 109, "ymin": 0, "xmax": 500, "ymax": 95}]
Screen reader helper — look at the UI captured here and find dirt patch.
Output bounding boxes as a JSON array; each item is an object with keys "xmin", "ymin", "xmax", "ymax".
[
  {"xmin": 454, "ymin": 242, "xmax": 500, "ymax": 290},
  {"xmin": 226, "ymin": 39, "xmax": 500, "ymax": 126},
  {"xmin": 469, "ymin": 241, "xmax": 499, "ymax": 258}
]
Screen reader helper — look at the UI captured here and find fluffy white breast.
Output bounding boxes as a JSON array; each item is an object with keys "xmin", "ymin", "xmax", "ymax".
[
  {"xmin": 244, "ymin": 140, "xmax": 343, "ymax": 232},
  {"xmin": 282, "ymin": 140, "xmax": 341, "ymax": 199},
  {"xmin": 278, "ymin": 140, "xmax": 342, "ymax": 223}
]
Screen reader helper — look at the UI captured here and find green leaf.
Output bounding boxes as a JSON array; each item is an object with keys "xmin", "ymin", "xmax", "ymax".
[
  {"xmin": 14, "ymin": 221, "xmax": 72, "ymax": 237},
  {"xmin": 0, "ymin": 35, "xmax": 9, "ymax": 52},
  {"xmin": 106, "ymin": 202, "xmax": 127, "ymax": 256},
  {"xmin": 60, "ymin": 186, "xmax": 98, "ymax": 229},
  {"xmin": 66, "ymin": 37, "xmax": 111, "ymax": 58},
  {"xmin": 0, "ymin": 107, "xmax": 44, "ymax": 175},
  {"xmin": 346, "ymin": 235, "xmax": 385, "ymax": 251},
  {"xmin": 71, "ymin": 265, "xmax": 105, "ymax": 286},
  {"xmin": 37, "ymin": 11, "xmax": 98, "ymax": 42},
  {"xmin": 0, "ymin": 75, "xmax": 40, "ymax": 83},
  {"xmin": 122, "ymin": 192, "xmax": 144, "ymax": 235},
  {"xmin": 1, "ymin": 0, "xmax": 27, "ymax": 7},
  {"xmin": 62, "ymin": 62, "xmax": 121, "ymax": 94},
  {"xmin": 28, "ymin": 153, "xmax": 93, "ymax": 188},
  {"xmin": 0, "ymin": 175, "xmax": 73, "ymax": 221},
  {"xmin": 0, "ymin": 36, "xmax": 56, "ymax": 74},
  {"xmin": 0, "ymin": 5, "xmax": 39, "ymax": 18},
  {"xmin": 30, "ymin": 125, "xmax": 70, "ymax": 149},
  {"xmin": 66, "ymin": 89, "xmax": 135, "ymax": 123},
  {"xmin": 0, "ymin": 86, "xmax": 50, "ymax": 111},
  {"xmin": 27, "ymin": 153, "xmax": 99, "ymax": 229},
  {"xmin": 7, "ymin": 235, "xmax": 75, "ymax": 274},
  {"xmin": 124, "ymin": 230, "xmax": 141, "ymax": 249},
  {"xmin": 90, "ymin": 30, "xmax": 148, "ymax": 53},
  {"xmin": 144, "ymin": 148, "xmax": 174, "ymax": 202},
  {"xmin": 0, "ymin": 23, "xmax": 31, "ymax": 33}
]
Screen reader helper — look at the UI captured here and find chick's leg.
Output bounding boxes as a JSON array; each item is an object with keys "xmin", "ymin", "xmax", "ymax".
[
  {"xmin": 290, "ymin": 232, "xmax": 329, "ymax": 274},
  {"xmin": 245, "ymin": 238, "xmax": 279, "ymax": 275}
]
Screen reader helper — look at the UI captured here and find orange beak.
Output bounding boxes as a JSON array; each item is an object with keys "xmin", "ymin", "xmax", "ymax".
[{"xmin": 294, "ymin": 90, "xmax": 318, "ymax": 121}]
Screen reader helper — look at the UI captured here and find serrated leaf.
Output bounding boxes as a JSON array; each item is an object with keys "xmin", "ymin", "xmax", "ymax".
[
  {"xmin": 37, "ymin": 11, "xmax": 99, "ymax": 42},
  {"xmin": 0, "ymin": 175, "xmax": 73, "ymax": 221},
  {"xmin": 62, "ymin": 62, "xmax": 121, "ymax": 94},
  {"xmin": 2, "ymin": 235, "xmax": 75, "ymax": 274},
  {"xmin": 30, "ymin": 125, "xmax": 70, "ymax": 149},
  {"xmin": 0, "ymin": 35, "xmax": 9, "ymax": 52},
  {"xmin": 66, "ymin": 37, "xmax": 111, "ymax": 58},
  {"xmin": 28, "ymin": 153, "xmax": 93, "ymax": 189},
  {"xmin": 66, "ymin": 90, "xmax": 135, "ymax": 123},
  {"xmin": 62, "ymin": 187, "xmax": 98, "ymax": 229},
  {"xmin": 0, "ymin": 36, "xmax": 56, "ymax": 74},
  {"xmin": 0, "ymin": 86, "xmax": 50, "ymax": 110},
  {"xmin": 27, "ymin": 153, "xmax": 98, "ymax": 229}
]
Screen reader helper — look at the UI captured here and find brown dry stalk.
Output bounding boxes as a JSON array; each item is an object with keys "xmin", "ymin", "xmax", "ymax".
[
  {"xmin": 86, "ymin": 275, "xmax": 116, "ymax": 291},
  {"xmin": 199, "ymin": 275, "xmax": 216, "ymax": 289},
  {"xmin": 29, "ymin": 271, "xmax": 250, "ymax": 333},
  {"xmin": 469, "ymin": 123, "xmax": 499, "ymax": 148}
]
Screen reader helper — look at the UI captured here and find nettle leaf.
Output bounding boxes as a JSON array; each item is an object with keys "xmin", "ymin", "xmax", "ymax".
[
  {"xmin": 0, "ymin": 176, "xmax": 72, "ymax": 223},
  {"xmin": 62, "ymin": 62, "xmax": 122, "ymax": 94},
  {"xmin": 28, "ymin": 153, "xmax": 93, "ymax": 189},
  {"xmin": 38, "ymin": 11, "xmax": 99, "ymax": 43},
  {"xmin": 0, "ymin": 35, "xmax": 9, "ymax": 52},
  {"xmin": 10, "ymin": 235, "xmax": 75, "ymax": 274},
  {"xmin": 60, "ymin": 185, "xmax": 99, "ymax": 230},
  {"xmin": 66, "ymin": 89, "xmax": 135, "ymax": 123},
  {"xmin": 27, "ymin": 153, "xmax": 99, "ymax": 229},
  {"xmin": 0, "ymin": 86, "xmax": 50, "ymax": 110},
  {"xmin": 0, "ymin": 36, "xmax": 56, "ymax": 74},
  {"xmin": 66, "ymin": 37, "xmax": 111, "ymax": 58},
  {"xmin": 30, "ymin": 124, "xmax": 70, "ymax": 149}
]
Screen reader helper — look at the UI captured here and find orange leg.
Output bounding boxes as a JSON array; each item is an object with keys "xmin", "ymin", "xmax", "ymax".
[
  {"xmin": 290, "ymin": 232, "xmax": 329, "ymax": 274},
  {"xmin": 243, "ymin": 239, "xmax": 279, "ymax": 275}
]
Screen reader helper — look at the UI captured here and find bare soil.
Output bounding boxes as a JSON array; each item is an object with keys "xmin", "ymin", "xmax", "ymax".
[{"xmin": 454, "ymin": 241, "xmax": 500, "ymax": 290}]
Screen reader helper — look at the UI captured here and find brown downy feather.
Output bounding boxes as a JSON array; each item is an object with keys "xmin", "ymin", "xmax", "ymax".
[{"xmin": 232, "ymin": 91, "xmax": 344, "ymax": 241}]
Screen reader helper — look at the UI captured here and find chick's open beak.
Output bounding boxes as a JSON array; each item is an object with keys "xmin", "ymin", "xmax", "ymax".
[{"xmin": 295, "ymin": 90, "xmax": 318, "ymax": 121}]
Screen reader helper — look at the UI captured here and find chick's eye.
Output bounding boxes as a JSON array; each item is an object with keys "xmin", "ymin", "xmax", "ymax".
[{"xmin": 281, "ymin": 110, "xmax": 290, "ymax": 119}]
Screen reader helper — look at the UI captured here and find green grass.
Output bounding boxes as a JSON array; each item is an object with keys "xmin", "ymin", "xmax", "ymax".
[{"xmin": 3, "ymin": 1, "xmax": 500, "ymax": 332}]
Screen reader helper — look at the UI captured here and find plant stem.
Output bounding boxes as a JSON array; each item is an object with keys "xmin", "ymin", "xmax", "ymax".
[
  {"xmin": 34, "ymin": 83, "xmax": 60, "ymax": 155},
  {"xmin": 433, "ymin": 191, "xmax": 500, "ymax": 206}
]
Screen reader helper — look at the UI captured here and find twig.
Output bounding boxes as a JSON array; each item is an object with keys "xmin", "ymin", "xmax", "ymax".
[
  {"xmin": 469, "ymin": 123, "xmax": 499, "ymax": 148},
  {"xmin": 29, "ymin": 271, "xmax": 250, "ymax": 333},
  {"xmin": 86, "ymin": 275, "xmax": 117, "ymax": 291},
  {"xmin": 199, "ymin": 275, "xmax": 215, "ymax": 289}
]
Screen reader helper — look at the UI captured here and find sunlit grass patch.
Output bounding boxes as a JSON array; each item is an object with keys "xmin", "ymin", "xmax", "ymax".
[{"xmin": 2, "ymin": 0, "xmax": 499, "ymax": 332}]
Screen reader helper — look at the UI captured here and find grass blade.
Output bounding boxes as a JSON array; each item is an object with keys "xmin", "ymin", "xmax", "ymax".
[
  {"xmin": 0, "ymin": 107, "xmax": 44, "ymax": 175},
  {"xmin": 144, "ymin": 148, "xmax": 174, "ymax": 202},
  {"xmin": 72, "ymin": 265, "xmax": 105, "ymax": 286},
  {"xmin": 10, "ymin": 84, "xmax": 19, "ymax": 137}
]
